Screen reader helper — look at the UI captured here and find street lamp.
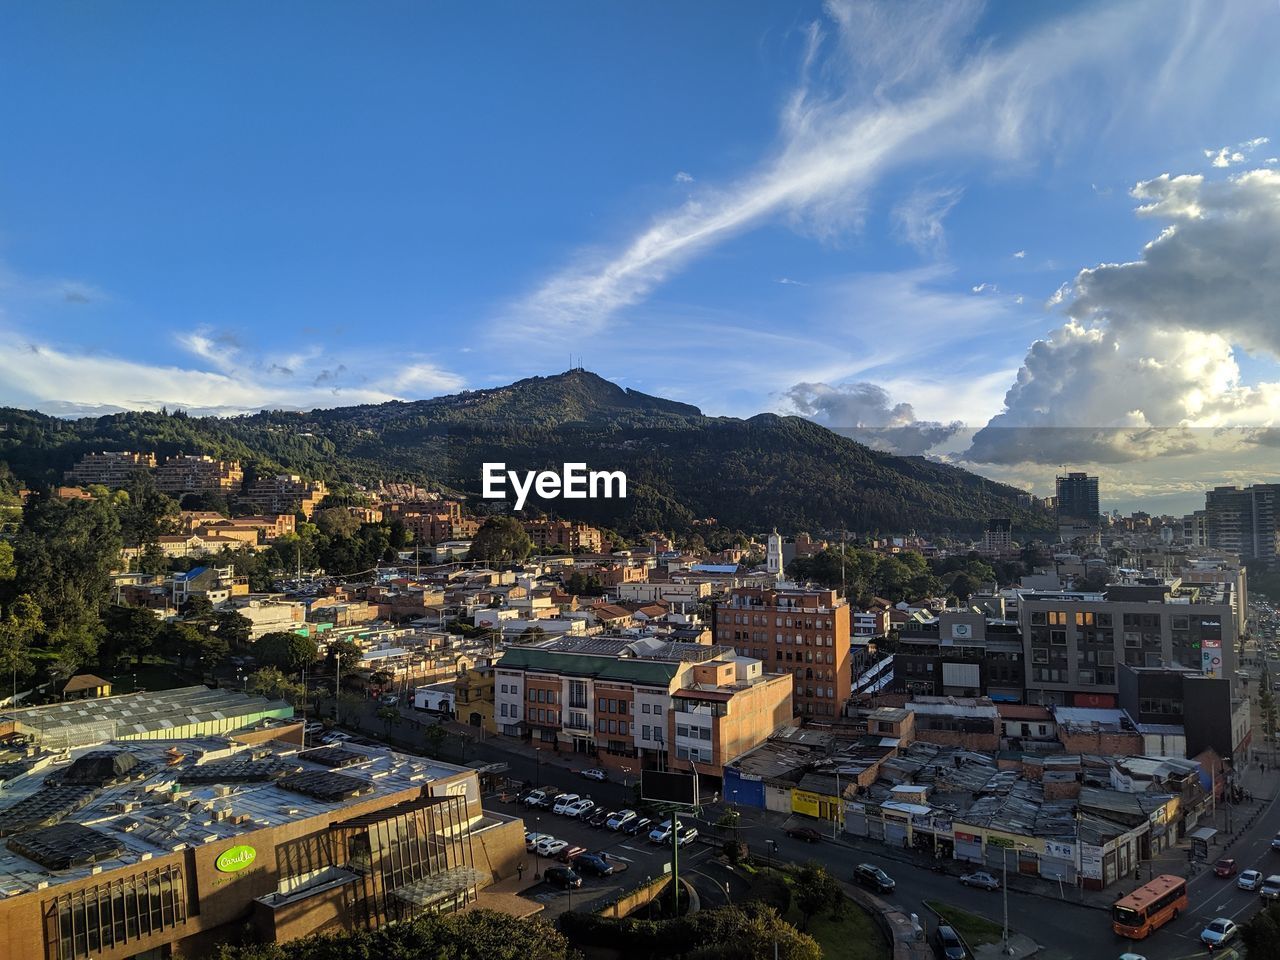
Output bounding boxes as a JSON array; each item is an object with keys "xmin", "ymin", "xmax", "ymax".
[
  {"xmin": 1000, "ymin": 842, "xmax": 1030, "ymax": 956},
  {"xmin": 534, "ymin": 815, "xmax": 542, "ymax": 879},
  {"xmin": 766, "ymin": 839, "xmax": 778, "ymax": 872}
]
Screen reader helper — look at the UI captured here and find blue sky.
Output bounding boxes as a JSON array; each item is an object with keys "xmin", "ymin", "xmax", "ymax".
[{"xmin": 2, "ymin": 1, "xmax": 1279, "ymax": 513}]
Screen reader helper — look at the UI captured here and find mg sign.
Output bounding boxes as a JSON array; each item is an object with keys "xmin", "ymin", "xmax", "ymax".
[{"xmin": 215, "ymin": 845, "xmax": 257, "ymax": 873}]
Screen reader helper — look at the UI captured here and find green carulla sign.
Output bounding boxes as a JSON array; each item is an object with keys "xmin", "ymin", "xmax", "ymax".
[{"xmin": 215, "ymin": 845, "xmax": 257, "ymax": 873}]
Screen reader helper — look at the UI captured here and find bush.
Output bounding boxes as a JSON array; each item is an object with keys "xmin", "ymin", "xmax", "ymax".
[
  {"xmin": 747, "ymin": 870, "xmax": 792, "ymax": 915},
  {"xmin": 722, "ymin": 839, "xmax": 748, "ymax": 863}
]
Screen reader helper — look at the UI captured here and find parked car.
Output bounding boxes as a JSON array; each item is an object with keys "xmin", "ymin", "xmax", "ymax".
[
  {"xmin": 1199, "ymin": 917, "xmax": 1237, "ymax": 949},
  {"xmin": 624, "ymin": 817, "xmax": 653, "ymax": 837},
  {"xmin": 322, "ymin": 731, "xmax": 352, "ymax": 743},
  {"xmin": 1261, "ymin": 875, "xmax": 1280, "ymax": 899},
  {"xmin": 1215, "ymin": 858, "xmax": 1238, "ymax": 878},
  {"xmin": 607, "ymin": 810, "xmax": 637, "ymax": 831},
  {"xmin": 544, "ymin": 865, "xmax": 582, "ymax": 889},
  {"xmin": 1117, "ymin": 954, "xmax": 1147, "ymax": 960},
  {"xmin": 959, "ymin": 871, "xmax": 1000, "ymax": 891},
  {"xmin": 677, "ymin": 826, "xmax": 699, "ymax": 847},
  {"xmin": 379, "ymin": 693, "xmax": 399, "ymax": 706},
  {"xmin": 581, "ymin": 768, "xmax": 608, "ymax": 782},
  {"xmin": 552, "ymin": 793, "xmax": 583, "ymax": 815},
  {"xmin": 785, "ymin": 826, "xmax": 824, "ymax": 843},
  {"xmin": 648, "ymin": 818, "xmax": 686, "ymax": 844},
  {"xmin": 586, "ymin": 808, "xmax": 613, "ymax": 828},
  {"xmin": 854, "ymin": 863, "xmax": 896, "ymax": 894},
  {"xmin": 564, "ymin": 799, "xmax": 596, "ymax": 819},
  {"xmin": 933, "ymin": 924, "xmax": 967, "ymax": 960},
  {"xmin": 1239, "ymin": 869, "xmax": 1264, "ymax": 891},
  {"xmin": 524, "ymin": 831, "xmax": 553, "ymax": 851},
  {"xmin": 523, "ymin": 788, "xmax": 559, "ymax": 809},
  {"xmin": 558, "ymin": 845, "xmax": 587, "ymax": 863},
  {"xmin": 573, "ymin": 852, "xmax": 615, "ymax": 877},
  {"xmin": 1272, "ymin": 832, "xmax": 1280, "ymax": 851},
  {"xmin": 536, "ymin": 837, "xmax": 569, "ymax": 858}
]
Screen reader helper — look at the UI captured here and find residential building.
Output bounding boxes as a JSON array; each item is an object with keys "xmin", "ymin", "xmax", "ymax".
[
  {"xmin": 454, "ymin": 667, "xmax": 496, "ymax": 733},
  {"xmin": 153, "ymin": 454, "xmax": 244, "ymax": 496},
  {"xmin": 1018, "ymin": 578, "xmax": 1238, "ymax": 707},
  {"xmin": 241, "ymin": 475, "xmax": 328, "ymax": 518},
  {"xmin": 717, "ymin": 585, "xmax": 852, "ymax": 719},
  {"xmin": 492, "ymin": 636, "xmax": 791, "ymax": 786},
  {"xmin": 1056, "ymin": 472, "xmax": 1100, "ymax": 525},
  {"xmin": 523, "ymin": 519, "xmax": 603, "ymax": 553},
  {"xmin": 231, "ymin": 597, "xmax": 308, "ymax": 638},
  {"xmin": 1116, "ymin": 664, "xmax": 1251, "ymax": 762},
  {"xmin": 980, "ymin": 517, "xmax": 1012, "ymax": 554},
  {"xmin": 171, "ymin": 565, "xmax": 250, "ymax": 608},
  {"xmin": 64, "ymin": 451, "xmax": 156, "ymax": 488},
  {"xmin": 1205, "ymin": 483, "xmax": 1280, "ymax": 568}
]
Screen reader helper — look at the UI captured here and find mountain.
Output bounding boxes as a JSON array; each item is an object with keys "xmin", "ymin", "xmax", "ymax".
[{"xmin": 0, "ymin": 370, "xmax": 1047, "ymax": 536}]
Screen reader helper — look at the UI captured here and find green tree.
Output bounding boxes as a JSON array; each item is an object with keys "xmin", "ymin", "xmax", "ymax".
[
  {"xmin": 211, "ymin": 610, "xmax": 253, "ymax": 647},
  {"xmin": 118, "ymin": 473, "xmax": 178, "ymax": 548},
  {"xmin": 215, "ymin": 908, "xmax": 573, "ymax": 960},
  {"xmin": 324, "ymin": 639, "xmax": 362, "ymax": 673},
  {"xmin": 423, "ymin": 722, "xmax": 448, "ymax": 758},
  {"xmin": 255, "ymin": 631, "xmax": 319, "ymax": 673},
  {"xmin": 100, "ymin": 604, "xmax": 161, "ymax": 670},
  {"xmin": 794, "ymin": 862, "xmax": 839, "ymax": 931},
  {"xmin": 314, "ymin": 507, "xmax": 361, "ymax": 539},
  {"xmin": 0, "ymin": 594, "xmax": 43, "ymax": 692},
  {"xmin": 376, "ymin": 705, "xmax": 401, "ymax": 736},
  {"xmin": 0, "ymin": 541, "xmax": 14, "ymax": 582},
  {"xmin": 1242, "ymin": 902, "xmax": 1280, "ymax": 960},
  {"xmin": 467, "ymin": 516, "xmax": 532, "ymax": 564},
  {"xmin": 182, "ymin": 594, "xmax": 215, "ymax": 619},
  {"xmin": 248, "ymin": 667, "xmax": 305, "ymax": 704}
]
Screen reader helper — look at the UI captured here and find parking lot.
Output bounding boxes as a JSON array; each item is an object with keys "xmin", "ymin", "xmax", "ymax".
[{"xmin": 483, "ymin": 790, "xmax": 718, "ymax": 917}]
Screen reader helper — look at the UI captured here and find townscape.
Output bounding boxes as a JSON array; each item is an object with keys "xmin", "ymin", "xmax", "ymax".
[{"xmin": 3, "ymin": 3, "xmax": 1280, "ymax": 960}]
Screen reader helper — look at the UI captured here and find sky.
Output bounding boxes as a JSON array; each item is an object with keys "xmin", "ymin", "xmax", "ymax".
[{"xmin": 2, "ymin": 0, "xmax": 1279, "ymax": 515}]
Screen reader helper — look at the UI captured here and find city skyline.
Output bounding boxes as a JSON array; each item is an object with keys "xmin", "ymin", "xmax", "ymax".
[{"xmin": 2, "ymin": 1, "xmax": 1278, "ymax": 512}]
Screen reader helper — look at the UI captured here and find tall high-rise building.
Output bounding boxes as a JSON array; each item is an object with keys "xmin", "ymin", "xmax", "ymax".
[
  {"xmin": 1055, "ymin": 472, "xmax": 1100, "ymax": 523},
  {"xmin": 1205, "ymin": 484, "xmax": 1280, "ymax": 568}
]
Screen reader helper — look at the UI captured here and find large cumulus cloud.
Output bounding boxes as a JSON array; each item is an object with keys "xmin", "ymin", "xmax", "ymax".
[
  {"xmin": 786, "ymin": 380, "xmax": 963, "ymax": 455},
  {"xmin": 967, "ymin": 167, "xmax": 1280, "ymax": 465}
]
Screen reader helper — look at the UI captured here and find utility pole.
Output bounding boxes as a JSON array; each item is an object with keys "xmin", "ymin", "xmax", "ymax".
[{"xmin": 1001, "ymin": 846, "xmax": 1009, "ymax": 955}]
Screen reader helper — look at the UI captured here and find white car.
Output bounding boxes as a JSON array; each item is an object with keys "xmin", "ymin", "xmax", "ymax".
[
  {"xmin": 564, "ymin": 798, "xmax": 596, "ymax": 819},
  {"xmin": 607, "ymin": 810, "xmax": 637, "ymax": 830},
  {"xmin": 1199, "ymin": 917, "xmax": 1237, "ymax": 949},
  {"xmin": 536, "ymin": 837, "xmax": 569, "ymax": 858},
  {"xmin": 1262, "ymin": 875, "xmax": 1280, "ymax": 899},
  {"xmin": 552, "ymin": 793, "xmax": 582, "ymax": 815},
  {"xmin": 1239, "ymin": 869, "xmax": 1264, "ymax": 891},
  {"xmin": 322, "ymin": 731, "xmax": 351, "ymax": 743},
  {"xmin": 648, "ymin": 818, "xmax": 686, "ymax": 844},
  {"xmin": 676, "ymin": 826, "xmax": 699, "ymax": 846},
  {"xmin": 581, "ymin": 768, "xmax": 608, "ymax": 782},
  {"xmin": 525, "ymin": 831, "xmax": 554, "ymax": 852}
]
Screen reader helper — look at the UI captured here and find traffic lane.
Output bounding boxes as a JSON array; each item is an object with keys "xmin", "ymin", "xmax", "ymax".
[
  {"xmin": 762, "ymin": 832, "xmax": 1120, "ymax": 960},
  {"xmin": 469, "ymin": 744, "xmax": 636, "ymax": 808}
]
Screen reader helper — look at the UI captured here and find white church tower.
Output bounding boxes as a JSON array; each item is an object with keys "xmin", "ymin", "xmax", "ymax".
[{"xmin": 766, "ymin": 529, "xmax": 784, "ymax": 578}]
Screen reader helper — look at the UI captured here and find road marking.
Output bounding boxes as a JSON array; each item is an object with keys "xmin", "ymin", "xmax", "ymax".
[
  {"xmin": 609, "ymin": 852, "xmax": 633, "ymax": 862},
  {"xmin": 621, "ymin": 845, "xmax": 644, "ymax": 854}
]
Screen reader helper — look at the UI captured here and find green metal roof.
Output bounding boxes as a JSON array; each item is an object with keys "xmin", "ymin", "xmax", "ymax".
[{"xmin": 495, "ymin": 647, "xmax": 681, "ymax": 685}]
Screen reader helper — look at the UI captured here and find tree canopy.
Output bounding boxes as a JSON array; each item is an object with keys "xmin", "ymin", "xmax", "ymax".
[
  {"xmin": 468, "ymin": 516, "xmax": 532, "ymax": 563},
  {"xmin": 254, "ymin": 632, "xmax": 319, "ymax": 673}
]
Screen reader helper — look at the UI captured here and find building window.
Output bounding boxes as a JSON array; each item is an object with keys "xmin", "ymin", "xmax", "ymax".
[
  {"xmin": 643, "ymin": 724, "xmax": 651, "ymax": 740},
  {"xmin": 642, "ymin": 703, "xmax": 651, "ymax": 713},
  {"xmin": 51, "ymin": 866, "xmax": 187, "ymax": 960},
  {"xmin": 620, "ymin": 721, "xmax": 628, "ymax": 736},
  {"xmin": 654, "ymin": 705, "xmax": 663, "ymax": 716}
]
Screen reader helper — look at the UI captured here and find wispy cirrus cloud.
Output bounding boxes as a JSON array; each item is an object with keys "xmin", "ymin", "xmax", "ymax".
[{"xmin": 505, "ymin": 0, "xmax": 1263, "ymax": 335}]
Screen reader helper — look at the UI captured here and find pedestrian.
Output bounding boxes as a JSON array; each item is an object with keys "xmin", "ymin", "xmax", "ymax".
[{"xmin": 517, "ymin": 862, "xmax": 525, "ymax": 883}]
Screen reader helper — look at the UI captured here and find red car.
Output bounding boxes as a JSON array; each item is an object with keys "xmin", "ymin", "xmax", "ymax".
[
  {"xmin": 1215, "ymin": 858, "xmax": 1238, "ymax": 878},
  {"xmin": 785, "ymin": 826, "xmax": 824, "ymax": 843}
]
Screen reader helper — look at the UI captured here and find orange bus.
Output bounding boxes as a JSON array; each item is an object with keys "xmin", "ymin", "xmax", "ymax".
[{"xmin": 1112, "ymin": 874, "xmax": 1189, "ymax": 939}]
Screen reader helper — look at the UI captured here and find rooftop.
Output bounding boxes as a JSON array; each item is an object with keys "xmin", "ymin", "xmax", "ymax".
[{"xmin": 0, "ymin": 736, "xmax": 476, "ymax": 894}]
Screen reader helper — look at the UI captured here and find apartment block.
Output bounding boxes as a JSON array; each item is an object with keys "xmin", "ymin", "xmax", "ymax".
[
  {"xmin": 492, "ymin": 636, "xmax": 791, "ymax": 786},
  {"xmin": 1018, "ymin": 578, "xmax": 1238, "ymax": 707},
  {"xmin": 523, "ymin": 518, "xmax": 604, "ymax": 553},
  {"xmin": 1205, "ymin": 483, "xmax": 1280, "ymax": 568},
  {"xmin": 241, "ymin": 474, "xmax": 328, "ymax": 518},
  {"xmin": 400, "ymin": 512, "xmax": 481, "ymax": 545},
  {"xmin": 64, "ymin": 451, "xmax": 156, "ymax": 488},
  {"xmin": 891, "ymin": 609, "xmax": 1025, "ymax": 703},
  {"xmin": 717, "ymin": 585, "xmax": 852, "ymax": 719},
  {"xmin": 1056, "ymin": 472, "xmax": 1100, "ymax": 524},
  {"xmin": 154, "ymin": 454, "xmax": 244, "ymax": 496}
]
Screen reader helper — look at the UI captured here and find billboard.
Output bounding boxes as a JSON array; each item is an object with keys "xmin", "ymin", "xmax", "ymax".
[{"xmin": 641, "ymin": 769, "xmax": 698, "ymax": 806}]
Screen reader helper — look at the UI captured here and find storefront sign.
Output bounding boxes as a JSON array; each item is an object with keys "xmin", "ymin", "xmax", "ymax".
[{"xmin": 216, "ymin": 845, "xmax": 257, "ymax": 873}]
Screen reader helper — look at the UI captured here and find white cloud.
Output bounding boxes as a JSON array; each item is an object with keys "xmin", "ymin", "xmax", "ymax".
[
  {"xmin": 971, "ymin": 282, "xmax": 996, "ymax": 294},
  {"xmin": 775, "ymin": 277, "xmax": 806, "ymax": 286},
  {"xmin": 785, "ymin": 380, "xmax": 963, "ymax": 455},
  {"xmin": 507, "ymin": 0, "xmax": 1262, "ymax": 334},
  {"xmin": 1204, "ymin": 136, "xmax": 1270, "ymax": 167},
  {"xmin": 892, "ymin": 186, "xmax": 963, "ymax": 256},
  {"xmin": 1013, "ymin": 250, "xmax": 1026, "ymax": 258},
  {"xmin": 967, "ymin": 166, "xmax": 1280, "ymax": 466},
  {"xmin": 0, "ymin": 329, "xmax": 464, "ymax": 416},
  {"xmin": 674, "ymin": 171, "xmax": 695, "ymax": 183},
  {"xmin": 1014, "ymin": 295, "xmax": 1024, "ymax": 304}
]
